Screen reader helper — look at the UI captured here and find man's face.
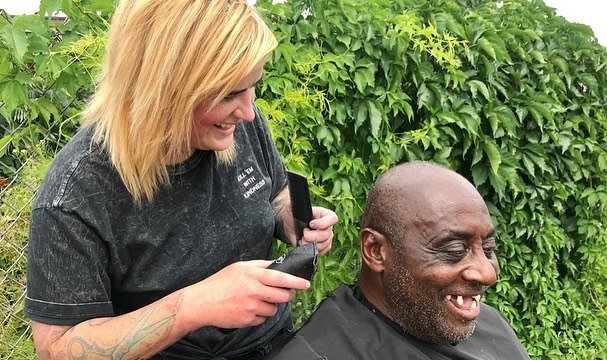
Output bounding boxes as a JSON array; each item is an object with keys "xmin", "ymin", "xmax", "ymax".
[{"xmin": 384, "ymin": 183, "xmax": 499, "ymax": 345}]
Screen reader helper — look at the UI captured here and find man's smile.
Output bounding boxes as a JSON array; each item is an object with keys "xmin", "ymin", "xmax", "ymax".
[{"xmin": 445, "ymin": 294, "xmax": 482, "ymax": 321}]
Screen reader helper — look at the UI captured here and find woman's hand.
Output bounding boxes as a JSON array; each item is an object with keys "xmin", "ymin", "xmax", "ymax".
[
  {"xmin": 301, "ymin": 206, "xmax": 338, "ymax": 256},
  {"xmin": 184, "ymin": 260, "xmax": 310, "ymax": 330}
]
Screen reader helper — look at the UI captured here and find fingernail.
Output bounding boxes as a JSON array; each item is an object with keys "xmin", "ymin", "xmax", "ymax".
[{"xmin": 308, "ymin": 221, "xmax": 317, "ymax": 230}]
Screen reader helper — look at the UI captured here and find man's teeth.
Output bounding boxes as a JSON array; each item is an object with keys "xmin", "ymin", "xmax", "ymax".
[{"xmin": 446, "ymin": 294, "xmax": 482, "ymax": 310}]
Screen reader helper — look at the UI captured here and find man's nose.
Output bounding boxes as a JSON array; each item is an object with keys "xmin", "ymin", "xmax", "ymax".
[
  {"xmin": 233, "ymin": 88, "xmax": 256, "ymax": 122},
  {"xmin": 462, "ymin": 251, "xmax": 498, "ymax": 286}
]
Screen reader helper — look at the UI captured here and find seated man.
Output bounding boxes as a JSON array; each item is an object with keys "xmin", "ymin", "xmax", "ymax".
[{"xmin": 268, "ymin": 161, "xmax": 530, "ymax": 359}]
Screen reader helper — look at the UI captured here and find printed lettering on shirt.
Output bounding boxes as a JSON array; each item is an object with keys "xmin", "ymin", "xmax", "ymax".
[{"xmin": 238, "ymin": 166, "xmax": 266, "ymax": 199}]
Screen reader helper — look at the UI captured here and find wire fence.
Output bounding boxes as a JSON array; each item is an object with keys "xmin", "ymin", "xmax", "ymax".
[{"xmin": 0, "ymin": 118, "xmax": 44, "ymax": 359}]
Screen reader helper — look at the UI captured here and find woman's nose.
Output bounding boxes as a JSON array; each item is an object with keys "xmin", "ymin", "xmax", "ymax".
[{"xmin": 233, "ymin": 88, "xmax": 256, "ymax": 122}]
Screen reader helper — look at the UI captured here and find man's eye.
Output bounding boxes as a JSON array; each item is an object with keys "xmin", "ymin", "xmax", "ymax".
[
  {"xmin": 483, "ymin": 245, "xmax": 497, "ymax": 258},
  {"xmin": 442, "ymin": 246, "xmax": 468, "ymax": 261}
]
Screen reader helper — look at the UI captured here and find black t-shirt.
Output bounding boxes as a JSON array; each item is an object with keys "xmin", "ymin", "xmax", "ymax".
[
  {"xmin": 267, "ymin": 284, "xmax": 531, "ymax": 360},
  {"xmin": 25, "ymin": 108, "xmax": 290, "ymax": 358}
]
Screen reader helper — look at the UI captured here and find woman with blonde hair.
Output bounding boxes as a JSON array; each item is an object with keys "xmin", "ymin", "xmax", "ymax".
[{"xmin": 25, "ymin": 0, "xmax": 337, "ymax": 358}]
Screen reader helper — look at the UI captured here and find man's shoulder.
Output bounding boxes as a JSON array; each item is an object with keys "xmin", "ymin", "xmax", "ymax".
[
  {"xmin": 454, "ymin": 303, "xmax": 531, "ymax": 359},
  {"xmin": 268, "ymin": 284, "xmax": 428, "ymax": 360},
  {"xmin": 267, "ymin": 284, "xmax": 357, "ymax": 359}
]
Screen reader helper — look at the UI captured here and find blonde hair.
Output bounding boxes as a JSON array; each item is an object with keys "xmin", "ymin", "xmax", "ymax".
[{"xmin": 83, "ymin": 0, "xmax": 277, "ymax": 203}]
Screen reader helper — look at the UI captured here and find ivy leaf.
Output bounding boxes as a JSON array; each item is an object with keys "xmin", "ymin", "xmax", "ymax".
[
  {"xmin": 353, "ymin": 65, "xmax": 375, "ymax": 93},
  {"xmin": 32, "ymin": 97, "xmax": 60, "ymax": 121},
  {"xmin": 0, "ymin": 48, "xmax": 11, "ymax": 74},
  {"xmin": 557, "ymin": 133, "xmax": 571, "ymax": 154},
  {"xmin": 477, "ymin": 37, "xmax": 496, "ymax": 60},
  {"xmin": 0, "ymin": 77, "xmax": 29, "ymax": 112},
  {"xmin": 39, "ymin": 0, "xmax": 62, "ymax": 18},
  {"xmin": 578, "ymin": 73, "xmax": 599, "ymax": 95},
  {"xmin": 469, "ymin": 80, "xmax": 490, "ymax": 100},
  {"xmin": 437, "ymin": 111, "xmax": 459, "ymax": 124},
  {"xmin": 89, "ymin": 0, "xmax": 117, "ymax": 16},
  {"xmin": 13, "ymin": 16, "xmax": 50, "ymax": 38},
  {"xmin": 493, "ymin": 105, "xmax": 518, "ymax": 136},
  {"xmin": 417, "ymin": 83, "xmax": 436, "ymax": 110},
  {"xmin": 529, "ymin": 103, "xmax": 554, "ymax": 123},
  {"xmin": 367, "ymin": 100, "xmax": 382, "ymax": 138},
  {"xmin": 354, "ymin": 101, "xmax": 367, "ymax": 134},
  {"xmin": 471, "ymin": 163, "xmax": 489, "ymax": 186},
  {"xmin": 483, "ymin": 140, "xmax": 502, "ymax": 175},
  {"xmin": 0, "ymin": 135, "xmax": 11, "ymax": 158},
  {"xmin": 2, "ymin": 24, "xmax": 29, "ymax": 63}
]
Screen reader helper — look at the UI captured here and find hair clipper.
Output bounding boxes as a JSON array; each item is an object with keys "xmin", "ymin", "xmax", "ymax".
[{"xmin": 268, "ymin": 171, "xmax": 317, "ymax": 281}]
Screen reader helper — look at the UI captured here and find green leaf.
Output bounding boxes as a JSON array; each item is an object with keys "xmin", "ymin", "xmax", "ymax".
[
  {"xmin": 367, "ymin": 100, "xmax": 382, "ymax": 138},
  {"xmin": 530, "ymin": 50, "xmax": 546, "ymax": 64},
  {"xmin": 32, "ymin": 97, "xmax": 60, "ymax": 121},
  {"xmin": 469, "ymin": 80, "xmax": 490, "ymax": 100},
  {"xmin": 492, "ymin": 105, "xmax": 518, "ymax": 136},
  {"xmin": 13, "ymin": 15, "xmax": 50, "ymax": 38},
  {"xmin": 39, "ymin": 0, "xmax": 62, "ymax": 17},
  {"xmin": 0, "ymin": 48, "xmax": 12, "ymax": 74},
  {"xmin": 417, "ymin": 83, "xmax": 437, "ymax": 110},
  {"xmin": 483, "ymin": 140, "xmax": 502, "ymax": 175},
  {"xmin": 551, "ymin": 57, "xmax": 568, "ymax": 74},
  {"xmin": 437, "ymin": 111, "xmax": 459, "ymax": 124},
  {"xmin": 353, "ymin": 65, "xmax": 375, "ymax": 93},
  {"xmin": 477, "ymin": 38, "xmax": 496, "ymax": 60},
  {"xmin": 354, "ymin": 101, "xmax": 367, "ymax": 133},
  {"xmin": 557, "ymin": 133, "xmax": 571, "ymax": 154},
  {"xmin": 0, "ymin": 135, "xmax": 10, "ymax": 158},
  {"xmin": 0, "ymin": 77, "xmax": 29, "ymax": 112},
  {"xmin": 2, "ymin": 24, "xmax": 29, "ymax": 63},
  {"xmin": 529, "ymin": 103, "xmax": 554, "ymax": 123},
  {"xmin": 471, "ymin": 164, "xmax": 488, "ymax": 186}
]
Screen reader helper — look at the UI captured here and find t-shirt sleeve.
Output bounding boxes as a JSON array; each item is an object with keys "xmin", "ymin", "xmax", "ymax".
[{"xmin": 25, "ymin": 206, "xmax": 114, "ymax": 325}]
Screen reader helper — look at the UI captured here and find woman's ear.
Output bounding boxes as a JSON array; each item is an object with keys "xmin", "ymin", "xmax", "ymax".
[{"xmin": 360, "ymin": 228, "xmax": 389, "ymax": 273}]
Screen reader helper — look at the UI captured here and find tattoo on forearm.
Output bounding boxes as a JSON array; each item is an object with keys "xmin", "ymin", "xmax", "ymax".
[
  {"xmin": 272, "ymin": 188, "xmax": 296, "ymax": 244},
  {"xmin": 66, "ymin": 302, "xmax": 176, "ymax": 359}
]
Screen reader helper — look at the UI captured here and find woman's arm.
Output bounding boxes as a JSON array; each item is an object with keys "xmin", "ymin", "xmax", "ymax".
[{"xmin": 31, "ymin": 260, "xmax": 310, "ymax": 360}]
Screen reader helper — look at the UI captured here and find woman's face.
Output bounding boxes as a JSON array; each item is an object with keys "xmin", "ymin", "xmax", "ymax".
[{"xmin": 190, "ymin": 63, "xmax": 264, "ymax": 152}]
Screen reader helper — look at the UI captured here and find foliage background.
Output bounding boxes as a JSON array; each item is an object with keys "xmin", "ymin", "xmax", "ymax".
[{"xmin": 1, "ymin": 0, "xmax": 606, "ymax": 358}]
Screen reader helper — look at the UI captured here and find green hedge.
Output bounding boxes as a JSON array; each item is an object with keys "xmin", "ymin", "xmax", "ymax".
[
  {"xmin": 1, "ymin": 0, "xmax": 606, "ymax": 358},
  {"xmin": 257, "ymin": 0, "xmax": 607, "ymax": 357}
]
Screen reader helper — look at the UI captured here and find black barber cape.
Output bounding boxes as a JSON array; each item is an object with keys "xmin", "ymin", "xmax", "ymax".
[{"xmin": 267, "ymin": 284, "xmax": 531, "ymax": 360}]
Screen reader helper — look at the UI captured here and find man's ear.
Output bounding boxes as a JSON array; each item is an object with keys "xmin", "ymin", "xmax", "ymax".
[{"xmin": 360, "ymin": 228, "xmax": 389, "ymax": 273}]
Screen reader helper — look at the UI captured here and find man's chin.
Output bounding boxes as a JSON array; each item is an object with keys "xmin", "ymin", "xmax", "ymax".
[
  {"xmin": 403, "ymin": 318, "xmax": 476, "ymax": 346},
  {"xmin": 439, "ymin": 320, "xmax": 476, "ymax": 345}
]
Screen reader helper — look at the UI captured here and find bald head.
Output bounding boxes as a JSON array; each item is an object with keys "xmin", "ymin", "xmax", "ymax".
[{"xmin": 360, "ymin": 161, "xmax": 483, "ymax": 248}]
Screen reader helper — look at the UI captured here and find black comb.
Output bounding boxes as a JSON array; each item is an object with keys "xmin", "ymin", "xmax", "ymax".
[{"xmin": 286, "ymin": 171, "xmax": 313, "ymax": 243}]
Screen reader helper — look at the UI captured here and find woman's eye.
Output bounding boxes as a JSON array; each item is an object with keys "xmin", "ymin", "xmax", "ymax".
[{"xmin": 223, "ymin": 94, "xmax": 237, "ymax": 102}]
